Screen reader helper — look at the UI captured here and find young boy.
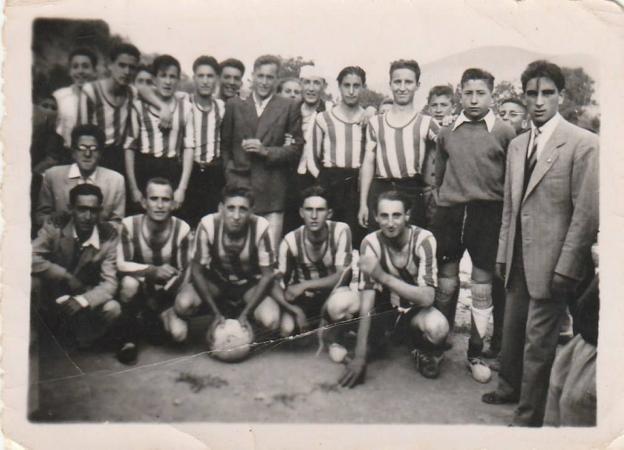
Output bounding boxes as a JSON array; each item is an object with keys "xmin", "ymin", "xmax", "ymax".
[
  {"xmin": 117, "ymin": 177, "xmax": 195, "ymax": 357},
  {"xmin": 183, "ymin": 55, "xmax": 226, "ymax": 226},
  {"xmin": 183, "ymin": 186, "xmax": 307, "ymax": 344},
  {"xmin": 339, "ymin": 190, "xmax": 448, "ymax": 388},
  {"xmin": 277, "ymin": 185, "xmax": 353, "ymax": 335},
  {"xmin": 427, "ymin": 85, "xmax": 455, "ymax": 125},
  {"xmin": 433, "ymin": 68, "xmax": 516, "ymax": 383},
  {"xmin": 498, "ymin": 97, "xmax": 528, "ymax": 134},
  {"xmin": 125, "ymin": 55, "xmax": 194, "ymax": 212}
]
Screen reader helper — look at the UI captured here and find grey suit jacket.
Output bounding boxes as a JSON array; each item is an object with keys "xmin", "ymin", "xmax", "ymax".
[
  {"xmin": 221, "ymin": 95, "xmax": 303, "ymax": 214},
  {"xmin": 36, "ymin": 164, "xmax": 126, "ymax": 227},
  {"xmin": 497, "ymin": 118, "xmax": 598, "ymax": 299}
]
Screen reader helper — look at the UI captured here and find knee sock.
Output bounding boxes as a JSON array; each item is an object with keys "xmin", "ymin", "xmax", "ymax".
[
  {"xmin": 469, "ymin": 283, "xmax": 493, "ymax": 358},
  {"xmin": 434, "ymin": 277, "xmax": 460, "ymax": 333}
]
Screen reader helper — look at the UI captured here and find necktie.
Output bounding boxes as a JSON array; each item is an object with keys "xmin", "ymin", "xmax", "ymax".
[{"xmin": 523, "ymin": 127, "xmax": 541, "ymax": 193}]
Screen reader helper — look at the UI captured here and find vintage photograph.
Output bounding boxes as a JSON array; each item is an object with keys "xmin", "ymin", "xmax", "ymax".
[{"xmin": 3, "ymin": 0, "xmax": 623, "ymax": 448}]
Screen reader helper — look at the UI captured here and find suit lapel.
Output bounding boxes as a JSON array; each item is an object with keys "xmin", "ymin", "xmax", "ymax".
[
  {"xmin": 59, "ymin": 222, "xmax": 77, "ymax": 270},
  {"xmin": 510, "ymin": 133, "xmax": 529, "ymax": 209},
  {"xmin": 522, "ymin": 122, "xmax": 566, "ymax": 202},
  {"xmin": 243, "ymin": 96, "xmax": 259, "ymax": 135},
  {"xmin": 256, "ymin": 95, "xmax": 280, "ymax": 141}
]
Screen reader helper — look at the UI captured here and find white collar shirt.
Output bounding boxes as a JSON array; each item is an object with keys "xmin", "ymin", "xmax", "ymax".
[
  {"xmin": 252, "ymin": 93, "xmax": 273, "ymax": 117},
  {"xmin": 452, "ymin": 109, "xmax": 496, "ymax": 133},
  {"xmin": 529, "ymin": 112, "xmax": 561, "ymax": 161},
  {"xmin": 68, "ymin": 163, "xmax": 98, "ymax": 184},
  {"xmin": 72, "ymin": 224, "xmax": 101, "ymax": 250}
]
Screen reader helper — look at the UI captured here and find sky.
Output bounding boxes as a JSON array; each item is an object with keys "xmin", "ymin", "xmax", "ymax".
[{"xmin": 87, "ymin": 0, "xmax": 615, "ymax": 99}]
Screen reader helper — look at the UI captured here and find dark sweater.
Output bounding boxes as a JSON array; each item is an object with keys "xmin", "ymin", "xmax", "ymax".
[{"xmin": 435, "ymin": 117, "xmax": 515, "ymax": 206}]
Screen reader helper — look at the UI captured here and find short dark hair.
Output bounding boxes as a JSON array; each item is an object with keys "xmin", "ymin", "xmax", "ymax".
[
  {"xmin": 136, "ymin": 63, "xmax": 153, "ymax": 76},
  {"xmin": 69, "ymin": 183, "xmax": 103, "ymax": 206},
  {"xmin": 152, "ymin": 54, "xmax": 181, "ymax": 77},
  {"xmin": 499, "ymin": 97, "xmax": 527, "ymax": 111},
  {"xmin": 460, "ymin": 68, "xmax": 495, "ymax": 92},
  {"xmin": 521, "ymin": 60, "xmax": 565, "ymax": 92},
  {"xmin": 68, "ymin": 47, "xmax": 98, "ymax": 68},
  {"xmin": 219, "ymin": 58, "xmax": 246, "ymax": 75},
  {"xmin": 389, "ymin": 60, "xmax": 421, "ymax": 83},
  {"xmin": 193, "ymin": 55, "xmax": 221, "ymax": 75},
  {"xmin": 427, "ymin": 85, "xmax": 454, "ymax": 104},
  {"xmin": 300, "ymin": 185, "xmax": 331, "ymax": 209},
  {"xmin": 109, "ymin": 43, "xmax": 140, "ymax": 63},
  {"xmin": 376, "ymin": 190, "xmax": 409, "ymax": 214},
  {"xmin": 71, "ymin": 124, "xmax": 105, "ymax": 149},
  {"xmin": 337, "ymin": 66, "xmax": 367, "ymax": 86},
  {"xmin": 221, "ymin": 184, "xmax": 255, "ymax": 206},
  {"xmin": 253, "ymin": 54, "xmax": 281, "ymax": 72},
  {"xmin": 277, "ymin": 77, "xmax": 302, "ymax": 93},
  {"xmin": 143, "ymin": 177, "xmax": 173, "ymax": 196}
]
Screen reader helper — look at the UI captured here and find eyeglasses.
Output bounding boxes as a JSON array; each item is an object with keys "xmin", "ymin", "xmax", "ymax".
[
  {"xmin": 75, "ymin": 144, "xmax": 100, "ymax": 152},
  {"xmin": 499, "ymin": 112, "xmax": 524, "ymax": 118}
]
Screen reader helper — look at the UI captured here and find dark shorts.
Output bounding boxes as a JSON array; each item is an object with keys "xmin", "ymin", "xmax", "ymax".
[
  {"xmin": 293, "ymin": 290, "xmax": 331, "ymax": 324},
  {"xmin": 368, "ymin": 290, "xmax": 423, "ymax": 348},
  {"xmin": 368, "ymin": 177, "xmax": 437, "ymax": 231},
  {"xmin": 431, "ymin": 201, "xmax": 503, "ymax": 271},
  {"xmin": 180, "ymin": 160, "xmax": 225, "ymax": 227},
  {"xmin": 208, "ymin": 273, "xmax": 259, "ymax": 319},
  {"xmin": 135, "ymin": 153, "xmax": 182, "ymax": 191}
]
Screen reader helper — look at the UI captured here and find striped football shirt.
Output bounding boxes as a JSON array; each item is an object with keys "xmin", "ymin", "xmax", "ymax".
[
  {"xmin": 78, "ymin": 81, "xmax": 137, "ymax": 147},
  {"xmin": 127, "ymin": 95, "xmax": 194, "ymax": 158},
  {"xmin": 367, "ymin": 112, "xmax": 439, "ymax": 179},
  {"xmin": 278, "ymin": 221, "xmax": 352, "ymax": 285},
  {"xmin": 359, "ymin": 226, "xmax": 437, "ymax": 309},
  {"xmin": 194, "ymin": 213, "xmax": 275, "ymax": 284},
  {"xmin": 118, "ymin": 214, "xmax": 192, "ymax": 288},
  {"xmin": 188, "ymin": 94, "xmax": 225, "ymax": 164},
  {"xmin": 310, "ymin": 107, "xmax": 366, "ymax": 173}
]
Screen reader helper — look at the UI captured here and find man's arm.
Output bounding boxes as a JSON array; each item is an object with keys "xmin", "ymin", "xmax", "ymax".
[
  {"xmin": 256, "ymin": 101, "xmax": 304, "ymax": 166},
  {"xmin": 338, "ymin": 289, "xmax": 374, "ymax": 388},
  {"xmin": 35, "ymin": 170, "xmax": 55, "ymax": 227},
  {"xmin": 496, "ymin": 139, "xmax": 515, "ymax": 275},
  {"xmin": 220, "ymin": 100, "xmax": 234, "ymax": 172},
  {"xmin": 81, "ymin": 232, "xmax": 119, "ymax": 308},
  {"xmin": 554, "ymin": 135, "xmax": 599, "ymax": 281},
  {"xmin": 174, "ymin": 147, "xmax": 194, "ymax": 209},
  {"xmin": 136, "ymin": 85, "xmax": 172, "ymax": 128},
  {"xmin": 190, "ymin": 259, "xmax": 222, "ymax": 318},
  {"xmin": 358, "ymin": 140, "xmax": 376, "ymax": 228},
  {"xmin": 434, "ymin": 131, "xmax": 448, "ymax": 189},
  {"xmin": 32, "ymin": 222, "xmax": 71, "ymax": 281},
  {"xmin": 108, "ymin": 175, "xmax": 126, "ymax": 226},
  {"xmin": 238, "ymin": 267, "xmax": 276, "ymax": 318}
]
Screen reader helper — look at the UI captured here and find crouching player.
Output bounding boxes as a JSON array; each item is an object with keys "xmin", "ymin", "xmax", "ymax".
[
  {"xmin": 277, "ymin": 185, "xmax": 355, "ymax": 337},
  {"xmin": 339, "ymin": 190, "xmax": 449, "ymax": 388},
  {"xmin": 185, "ymin": 185, "xmax": 306, "ymax": 345},
  {"xmin": 117, "ymin": 177, "xmax": 194, "ymax": 357}
]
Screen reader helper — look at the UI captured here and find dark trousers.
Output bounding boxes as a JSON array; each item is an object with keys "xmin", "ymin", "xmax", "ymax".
[
  {"xmin": 179, "ymin": 161, "xmax": 225, "ymax": 227},
  {"xmin": 100, "ymin": 145, "xmax": 126, "ymax": 177},
  {"xmin": 367, "ymin": 177, "xmax": 436, "ymax": 232},
  {"xmin": 491, "ymin": 276, "xmax": 506, "ymax": 352},
  {"xmin": 318, "ymin": 167, "xmax": 364, "ymax": 248},
  {"xmin": 134, "ymin": 153, "xmax": 182, "ymax": 190}
]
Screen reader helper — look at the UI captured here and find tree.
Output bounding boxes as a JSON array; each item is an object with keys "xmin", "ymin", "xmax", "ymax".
[
  {"xmin": 277, "ymin": 56, "xmax": 314, "ymax": 79},
  {"xmin": 492, "ymin": 80, "xmax": 521, "ymax": 112},
  {"xmin": 359, "ymin": 88, "xmax": 385, "ymax": 109},
  {"xmin": 559, "ymin": 67, "xmax": 597, "ymax": 125}
]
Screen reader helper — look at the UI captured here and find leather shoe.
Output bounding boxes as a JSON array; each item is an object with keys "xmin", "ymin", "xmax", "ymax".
[{"xmin": 482, "ymin": 390, "xmax": 519, "ymax": 405}]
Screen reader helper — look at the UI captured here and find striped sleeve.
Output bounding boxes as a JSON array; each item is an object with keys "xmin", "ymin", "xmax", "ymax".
[
  {"xmin": 176, "ymin": 221, "xmax": 192, "ymax": 270},
  {"xmin": 124, "ymin": 100, "xmax": 142, "ymax": 150},
  {"xmin": 277, "ymin": 236, "xmax": 296, "ymax": 284},
  {"xmin": 193, "ymin": 218, "xmax": 213, "ymax": 268},
  {"xmin": 183, "ymin": 97, "xmax": 195, "ymax": 150},
  {"xmin": 358, "ymin": 236, "xmax": 379, "ymax": 291},
  {"xmin": 334, "ymin": 223, "xmax": 352, "ymax": 268},
  {"xmin": 426, "ymin": 115, "xmax": 440, "ymax": 142},
  {"xmin": 256, "ymin": 220, "xmax": 275, "ymax": 268},
  {"xmin": 117, "ymin": 219, "xmax": 150, "ymax": 274},
  {"xmin": 366, "ymin": 118, "xmax": 378, "ymax": 154},
  {"xmin": 416, "ymin": 232, "xmax": 437, "ymax": 288}
]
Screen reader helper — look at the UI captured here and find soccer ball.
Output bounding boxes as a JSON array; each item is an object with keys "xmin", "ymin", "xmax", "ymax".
[{"xmin": 209, "ymin": 319, "xmax": 254, "ymax": 362}]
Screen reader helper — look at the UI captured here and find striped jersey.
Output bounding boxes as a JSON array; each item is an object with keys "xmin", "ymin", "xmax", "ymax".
[
  {"xmin": 79, "ymin": 81, "xmax": 137, "ymax": 147},
  {"xmin": 194, "ymin": 213, "xmax": 275, "ymax": 284},
  {"xmin": 118, "ymin": 214, "xmax": 192, "ymax": 288},
  {"xmin": 278, "ymin": 221, "xmax": 352, "ymax": 285},
  {"xmin": 367, "ymin": 112, "xmax": 439, "ymax": 179},
  {"xmin": 127, "ymin": 95, "xmax": 194, "ymax": 158},
  {"xmin": 359, "ymin": 226, "xmax": 437, "ymax": 309},
  {"xmin": 310, "ymin": 107, "xmax": 366, "ymax": 172},
  {"xmin": 188, "ymin": 94, "xmax": 225, "ymax": 164}
]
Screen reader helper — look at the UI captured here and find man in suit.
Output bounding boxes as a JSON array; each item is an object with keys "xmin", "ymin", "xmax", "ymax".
[
  {"xmin": 481, "ymin": 60, "xmax": 599, "ymax": 427},
  {"xmin": 31, "ymin": 184, "xmax": 131, "ymax": 360},
  {"xmin": 36, "ymin": 124, "xmax": 126, "ymax": 229}
]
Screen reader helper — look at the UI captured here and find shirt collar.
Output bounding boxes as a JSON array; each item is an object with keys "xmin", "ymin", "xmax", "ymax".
[
  {"xmin": 72, "ymin": 224, "xmax": 101, "ymax": 250},
  {"xmin": 68, "ymin": 163, "xmax": 97, "ymax": 184},
  {"xmin": 452, "ymin": 109, "xmax": 496, "ymax": 132},
  {"xmin": 531, "ymin": 112, "xmax": 561, "ymax": 138},
  {"xmin": 252, "ymin": 92, "xmax": 273, "ymax": 108}
]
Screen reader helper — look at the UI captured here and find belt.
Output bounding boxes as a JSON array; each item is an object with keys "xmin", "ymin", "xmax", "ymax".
[{"xmin": 194, "ymin": 160, "xmax": 220, "ymax": 171}]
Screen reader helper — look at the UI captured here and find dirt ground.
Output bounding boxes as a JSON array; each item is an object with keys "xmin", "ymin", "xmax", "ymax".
[{"xmin": 30, "ymin": 257, "xmax": 516, "ymax": 424}]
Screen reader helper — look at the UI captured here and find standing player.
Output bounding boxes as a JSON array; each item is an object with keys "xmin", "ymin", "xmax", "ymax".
[
  {"xmin": 183, "ymin": 55, "xmax": 226, "ymax": 226},
  {"xmin": 309, "ymin": 66, "xmax": 368, "ymax": 247},
  {"xmin": 358, "ymin": 60, "xmax": 440, "ymax": 233},
  {"xmin": 277, "ymin": 185, "xmax": 353, "ymax": 335},
  {"xmin": 54, "ymin": 48, "xmax": 98, "ymax": 149},
  {"xmin": 432, "ymin": 68, "xmax": 516, "ymax": 382},
  {"xmin": 79, "ymin": 43, "xmax": 172, "ymax": 175},
  {"xmin": 117, "ymin": 177, "xmax": 195, "ymax": 354},
  {"xmin": 219, "ymin": 58, "xmax": 246, "ymax": 102},
  {"xmin": 426, "ymin": 85, "xmax": 455, "ymax": 125},
  {"xmin": 182, "ymin": 186, "xmax": 306, "ymax": 340},
  {"xmin": 339, "ymin": 190, "xmax": 449, "ymax": 387},
  {"xmin": 125, "ymin": 55, "xmax": 194, "ymax": 212},
  {"xmin": 498, "ymin": 98, "xmax": 528, "ymax": 134}
]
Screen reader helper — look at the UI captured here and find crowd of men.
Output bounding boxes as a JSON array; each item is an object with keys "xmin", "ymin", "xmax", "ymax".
[{"xmin": 30, "ymin": 43, "xmax": 599, "ymax": 427}]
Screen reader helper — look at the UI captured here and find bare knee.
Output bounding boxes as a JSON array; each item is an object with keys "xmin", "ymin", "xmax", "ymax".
[
  {"xmin": 280, "ymin": 314, "xmax": 295, "ymax": 337},
  {"xmin": 413, "ymin": 308, "xmax": 449, "ymax": 344},
  {"xmin": 254, "ymin": 297, "xmax": 280, "ymax": 330},
  {"xmin": 119, "ymin": 276, "xmax": 140, "ymax": 303},
  {"xmin": 174, "ymin": 284, "xmax": 200, "ymax": 317}
]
